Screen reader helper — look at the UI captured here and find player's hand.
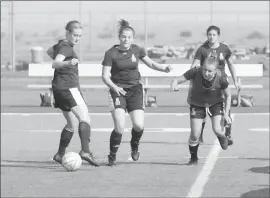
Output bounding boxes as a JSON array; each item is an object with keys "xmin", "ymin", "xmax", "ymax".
[
  {"xmin": 234, "ymin": 82, "xmax": 241, "ymax": 92},
  {"xmin": 224, "ymin": 114, "xmax": 232, "ymax": 126},
  {"xmin": 164, "ymin": 65, "xmax": 172, "ymax": 73},
  {"xmin": 112, "ymin": 86, "xmax": 126, "ymax": 96},
  {"xmin": 70, "ymin": 58, "xmax": 79, "ymax": 66},
  {"xmin": 170, "ymin": 79, "xmax": 179, "ymax": 91}
]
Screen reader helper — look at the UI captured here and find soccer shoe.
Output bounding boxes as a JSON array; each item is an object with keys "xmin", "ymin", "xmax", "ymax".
[
  {"xmin": 217, "ymin": 136, "xmax": 229, "ymax": 150},
  {"xmin": 227, "ymin": 135, "xmax": 234, "ymax": 146},
  {"xmin": 107, "ymin": 154, "xmax": 116, "ymax": 166},
  {"xmin": 53, "ymin": 153, "xmax": 63, "ymax": 164},
  {"xmin": 79, "ymin": 150, "xmax": 99, "ymax": 167},
  {"xmin": 131, "ymin": 149, "xmax": 140, "ymax": 161},
  {"xmin": 187, "ymin": 157, "xmax": 198, "ymax": 165}
]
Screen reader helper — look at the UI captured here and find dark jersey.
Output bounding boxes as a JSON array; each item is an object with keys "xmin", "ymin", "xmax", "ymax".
[
  {"xmin": 51, "ymin": 40, "xmax": 79, "ymax": 90},
  {"xmin": 194, "ymin": 42, "xmax": 232, "ymax": 73},
  {"xmin": 102, "ymin": 44, "xmax": 146, "ymax": 88},
  {"xmin": 184, "ymin": 67, "xmax": 229, "ymax": 107}
]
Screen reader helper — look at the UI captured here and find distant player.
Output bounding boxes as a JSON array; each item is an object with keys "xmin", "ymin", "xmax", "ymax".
[
  {"xmin": 171, "ymin": 55, "xmax": 233, "ymax": 165},
  {"xmin": 47, "ymin": 20, "xmax": 99, "ymax": 167},
  {"xmin": 102, "ymin": 19, "xmax": 171, "ymax": 166},
  {"xmin": 189, "ymin": 25, "xmax": 239, "ymax": 144}
]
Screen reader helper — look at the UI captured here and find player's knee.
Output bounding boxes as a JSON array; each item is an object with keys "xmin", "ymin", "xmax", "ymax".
[
  {"xmin": 114, "ymin": 126, "xmax": 125, "ymax": 134},
  {"xmin": 132, "ymin": 123, "xmax": 144, "ymax": 132},
  {"xmin": 213, "ymin": 127, "xmax": 223, "ymax": 136}
]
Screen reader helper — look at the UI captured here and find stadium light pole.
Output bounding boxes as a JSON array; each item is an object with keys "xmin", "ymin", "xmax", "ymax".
[
  {"xmin": 144, "ymin": 1, "xmax": 148, "ymax": 49},
  {"xmin": 10, "ymin": 1, "xmax": 15, "ymax": 71}
]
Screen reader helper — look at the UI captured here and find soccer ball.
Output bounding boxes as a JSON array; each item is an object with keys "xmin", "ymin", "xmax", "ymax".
[{"xmin": 62, "ymin": 152, "xmax": 82, "ymax": 172}]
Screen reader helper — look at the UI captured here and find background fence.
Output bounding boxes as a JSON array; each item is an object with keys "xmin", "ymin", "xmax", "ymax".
[{"xmin": 1, "ymin": 1, "xmax": 269, "ymax": 66}]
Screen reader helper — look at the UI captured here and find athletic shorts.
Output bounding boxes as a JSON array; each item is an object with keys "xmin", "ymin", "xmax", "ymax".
[
  {"xmin": 189, "ymin": 102, "xmax": 225, "ymax": 119},
  {"xmin": 108, "ymin": 83, "xmax": 145, "ymax": 113},
  {"xmin": 52, "ymin": 87, "xmax": 86, "ymax": 112}
]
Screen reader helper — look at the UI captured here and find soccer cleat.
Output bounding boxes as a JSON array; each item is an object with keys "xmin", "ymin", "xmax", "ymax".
[
  {"xmin": 131, "ymin": 149, "xmax": 140, "ymax": 161},
  {"xmin": 107, "ymin": 154, "xmax": 116, "ymax": 166},
  {"xmin": 53, "ymin": 153, "xmax": 64, "ymax": 164},
  {"xmin": 79, "ymin": 150, "xmax": 99, "ymax": 167},
  {"xmin": 217, "ymin": 136, "xmax": 229, "ymax": 150},
  {"xmin": 187, "ymin": 157, "xmax": 198, "ymax": 165},
  {"xmin": 227, "ymin": 135, "xmax": 234, "ymax": 146},
  {"xmin": 130, "ymin": 140, "xmax": 140, "ymax": 161}
]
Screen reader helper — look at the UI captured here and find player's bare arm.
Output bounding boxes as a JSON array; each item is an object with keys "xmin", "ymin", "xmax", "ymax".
[
  {"xmin": 190, "ymin": 59, "xmax": 200, "ymax": 69},
  {"xmin": 52, "ymin": 54, "xmax": 78, "ymax": 69},
  {"xmin": 170, "ymin": 75, "xmax": 188, "ymax": 91},
  {"xmin": 140, "ymin": 56, "xmax": 171, "ymax": 73},
  {"xmin": 102, "ymin": 65, "xmax": 126, "ymax": 96},
  {"xmin": 226, "ymin": 57, "xmax": 240, "ymax": 91},
  {"xmin": 222, "ymin": 87, "xmax": 232, "ymax": 125}
]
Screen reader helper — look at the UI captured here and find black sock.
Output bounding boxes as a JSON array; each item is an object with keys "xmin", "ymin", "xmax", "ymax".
[
  {"xmin": 225, "ymin": 112, "xmax": 232, "ymax": 137},
  {"xmin": 78, "ymin": 122, "xmax": 91, "ymax": 153},
  {"xmin": 189, "ymin": 143, "xmax": 199, "ymax": 159},
  {"xmin": 58, "ymin": 128, "xmax": 74, "ymax": 156},
  {"xmin": 131, "ymin": 128, "xmax": 144, "ymax": 150},
  {"xmin": 110, "ymin": 130, "xmax": 122, "ymax": 155},
  {"xmin": 200, "ymin": 121, "xmax": 206, "ymax": 137}
]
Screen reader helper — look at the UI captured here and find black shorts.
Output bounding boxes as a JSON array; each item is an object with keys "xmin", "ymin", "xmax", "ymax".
[
  {"xmin": 189, "ymin": 102, "xmax": 225, "ymax": 119},
  {"xmin": 53, "ymin": 87, "xmax": 86, "ymax": 112},
  {"xmin": 108, "ymin": 83, "xmax": 145, "ymax": 113}
]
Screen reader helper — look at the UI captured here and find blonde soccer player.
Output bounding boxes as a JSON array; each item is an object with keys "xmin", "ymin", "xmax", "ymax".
[{"xmin": 171, "ymin": 55, "xmax": 233, "ymax": 165}]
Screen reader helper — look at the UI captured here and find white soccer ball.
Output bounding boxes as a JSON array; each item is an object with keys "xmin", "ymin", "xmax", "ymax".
[{"xmin": 62, "ymin": 152, "xmax": 82, "ymax": 172}]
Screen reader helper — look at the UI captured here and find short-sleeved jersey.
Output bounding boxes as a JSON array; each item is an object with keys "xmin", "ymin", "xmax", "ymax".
[
  {"xmin": 184, "ymin": 67, "xmax": 229, "ymax": 107},
  {"xmin": 194, "ymin": 42, "xmax": 232, "ymax": 73},
  {"xmin": 52, "ymin": 40, "xmax": 79, "ymax": 90},
  {"xmin": 102, "ymin": 44, "xmax": 146, "ymax": 88}
]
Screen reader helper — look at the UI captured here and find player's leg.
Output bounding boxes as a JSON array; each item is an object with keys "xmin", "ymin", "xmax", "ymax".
[
  {"xmin": 107, "ymin": 90, "xmax": 127, "ymax": 166},
  {"xmin": 225, "ymin": 110, "xmax": 233, "ymax": 145},
  {"xmin": 199, "ymin": 118, "xmax": 206, "ymax": 143},
  {"xmin": 53, "ymin": 110, "xmax": 77, "ymax": 164},
  {"xmin": 127, "ymin": 83, "xmax": 145, "ymax": 161},
  {"xmin": 69, "ymin": 87, "xmax": 99, "ymax": 167},
  {"xmin": 209, "ymin": 103, "xmax": 229, "ymax": 150},
  {"xmin": 188, "ymin": 105, "xmax": 205, "ymax": 165},
  {"xmin": 129, "ymin": 110, "xmax": 144, "ymax": 161}
]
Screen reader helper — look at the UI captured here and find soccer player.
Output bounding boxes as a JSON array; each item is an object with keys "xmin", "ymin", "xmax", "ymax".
[
  {"xmin": 189, "ymin": 25, "xmax": 239, "ymax": 144},
  {"xmin": 171, "ymin": 55, "xmax": 233, "ymax": 165},
  {"xmin": 102, "ymin": 19, "xmax": 171, "ymax": 166},
  {"xmin": 47, "ymin": 20, "xmax": 99, "ymax": 167}
]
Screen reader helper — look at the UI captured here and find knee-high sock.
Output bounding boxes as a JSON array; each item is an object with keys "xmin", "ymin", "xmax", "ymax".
[
  {"xmin": 110, "ymin": 130, "xmax": 122, "ymax": 155},
  {"xmin": 130, "ymin": 128, "xmax": 144, "ymax": 150},
  {"xmin": 189, "ymin": 139, "xmax": 199, "ymax": 159},
  {"xmin": 78, "ymin": 121, "xmax": 91, "ymax": 153},
  {"xmin": 58, "ymin": 127, "xmax": 74, "ymax": 155}
]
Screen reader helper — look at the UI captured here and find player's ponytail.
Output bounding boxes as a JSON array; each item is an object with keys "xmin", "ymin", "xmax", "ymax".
[{"xmin": 118, "ymin": 19, "xmax": 135, "ymax": 37}]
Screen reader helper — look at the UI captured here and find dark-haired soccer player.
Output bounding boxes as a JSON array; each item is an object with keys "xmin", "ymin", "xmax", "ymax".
[
  {"xmin": 171, "ymin": 55, "xmax": 233, "ymax": 165},
  {"xmin": 102, "ymin": 19, "xmax": 171, "ymax": 166},
  {"xmin": 47, "ymin": 20, "xmax": 99, "ymax": 167},
  {"xmin": 189, "ymin": 25, "xmax": 239, "ymax": 144}
]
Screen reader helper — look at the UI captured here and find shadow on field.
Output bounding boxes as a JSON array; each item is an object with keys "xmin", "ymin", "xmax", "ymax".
[
  {"xmin": 240, "ymin": 187, "xmax": 269, "ymax": 198},
  {"xmin": 121, "ymin": 140, "xmax": 213, "ymax": 146},
  {"xmin": 240, "ymin": 166, "xmax": 269, "ymax": 198},
  {"xmin": 1, "ymin": 160, "xmax": 62, "ymax": 170}
]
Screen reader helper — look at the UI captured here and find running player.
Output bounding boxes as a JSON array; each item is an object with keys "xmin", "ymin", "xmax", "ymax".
[
  {"xmin": 102, "ymin": 19, "xmax": 171, "ymax": 166},
  {"xmin": 47, "ymin": 20, "xmax": 99, "ymax": 167},
  {"xmin": 190, "ymin": 25, "xmax": 239, "ymax": 144},
  {"xmin": 171, "ymin": 55, "xmax": 233, "ymax": 165}
]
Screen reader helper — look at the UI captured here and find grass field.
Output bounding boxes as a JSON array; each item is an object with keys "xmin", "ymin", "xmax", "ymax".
[{"xmin": 1, "ymin": 112, "xmax": 269, "ymax": 197}]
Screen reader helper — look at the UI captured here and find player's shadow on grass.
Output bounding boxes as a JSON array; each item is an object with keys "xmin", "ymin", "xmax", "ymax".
[
  {"xmin": 98, "ymin": 161, "xmax": 193, "ymax": 166},
  {"xmin": 249, "ymin": 166, "xmax": 270, "ymax": 174},
  {"xmin": 240, "ymin": 186, "xmax": 269, "ymax": 198}
]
